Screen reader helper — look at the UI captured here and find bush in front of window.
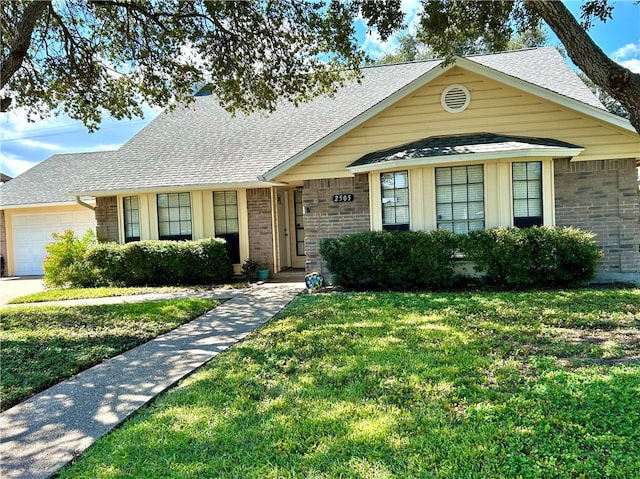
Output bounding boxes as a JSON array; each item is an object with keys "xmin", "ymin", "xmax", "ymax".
[
  {"xmin": 320, "ymin": 230, "xmax": 460, "ymax": 291},
  {"xmin": 87, "ymin": 238, "xmax": 233, "ymax": 286},
  {"xmin": 462, "ymin": 227, "xmax": 603, "ymax": 288}
]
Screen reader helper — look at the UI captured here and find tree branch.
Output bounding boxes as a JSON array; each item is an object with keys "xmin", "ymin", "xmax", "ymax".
[
  {"xmin": 1, "ymin": 0, "xmax": 50, "ymax": 89},
  {"xmin": 526, "ymin": 0, "xmax": 640, "ymax": 133}
]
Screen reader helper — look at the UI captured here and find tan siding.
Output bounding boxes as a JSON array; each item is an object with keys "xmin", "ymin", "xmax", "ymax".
[{"xmin": 277, "ymin": 67, "xmax": 639, "ymax": 182}]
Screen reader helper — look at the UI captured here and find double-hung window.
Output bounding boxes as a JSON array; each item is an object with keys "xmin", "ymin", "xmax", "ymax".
[
  {"xmin": 213, "ymin": 191, "xmax": 240, "ymax": 263},
  {"xmin": 512, "ymin": 161, "xmax": 542, "ymax": 227},
  {"xmin": 436, "ymin": 165, "xmax": 485, "ymax": 233},
  {"xmin": 157, "ymin": 193, "xmax": 192, "ymax": 240},
  {"xmin": 381, "ymin": 171, "xmax": 410, "ymax": 231},
  {"xmin": 123, "ymin": 196, "xmax": 140, "ymax": 243}
]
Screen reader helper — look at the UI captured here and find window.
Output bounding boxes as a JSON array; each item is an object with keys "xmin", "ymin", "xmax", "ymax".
[
  {"xmin": 381, "ymin": 170, "xmax": 409, "ymax": 231},
  {"xmin": 123, "ymin": 196, "xmax": 140, "ymax": 242},
  {"xmin": 157, "ymin": 193, "xmax": 192, "ymax": 240},
  {"xmin": 513, "ymin": 161, "xmax": 542, "ymax": 227},
  {"xmin": 213, "ymin": 191, "xmax": 240, "ymax": 263},
  {"xmin": 293, "ymin": 189, "xmax": 305, "ymax": 256},
  {"xmin": 436, "ymin": 165, "xmax": 485, "ymax": 233}
]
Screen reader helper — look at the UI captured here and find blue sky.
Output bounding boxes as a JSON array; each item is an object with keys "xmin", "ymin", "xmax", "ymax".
[{"xmin": 1, "ymin": 0, "xmax": 638, "ymax": 178}]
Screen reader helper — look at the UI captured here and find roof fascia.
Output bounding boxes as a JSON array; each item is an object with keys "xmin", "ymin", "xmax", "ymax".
[
  {"xmin": 260, "ymin": 60, "xmax": 451, "ymax": 182},
  {"xmin": 347, "ymin": 147, "xmax": 584, "ymax": 173},
  {"xmin": 1, "ymin": 200, "xmax": 94, "ymax": 210},
  {"xmin": 456, "ymin": 57, "xmax": 636, "ymax": 134},
  {"xmin": 67, "ymin": 180, "xmax": 283, "ymax": 197}
]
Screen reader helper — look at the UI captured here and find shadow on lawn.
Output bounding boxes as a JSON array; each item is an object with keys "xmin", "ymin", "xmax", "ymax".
[{"xmin": 61, "ymin": 290, "xmax": 640, "ymax": 478}]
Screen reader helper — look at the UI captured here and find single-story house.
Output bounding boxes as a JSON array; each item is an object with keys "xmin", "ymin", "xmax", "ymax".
[
  {"xmin": 3, "ymin": 47, "xmax": 639, "ymax": 283},
  {"xmin": 0, "ymin": 153, "xmax": 106, "ymax": 275}
]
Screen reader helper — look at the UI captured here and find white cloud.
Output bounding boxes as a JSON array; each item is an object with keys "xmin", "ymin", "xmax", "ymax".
[
  {"xmin": 361, "ymin": 0, "xmax": 424, "ymax": 59},
  {"xmin": 0, "ymin": 152, "xmax": 39, "ymax": 177},
  {"xmin": 612, "ymin": 41, "xmax": 640, "ymax": 61},
  {"xmin": 619, "ymin": 58, "xmax": 640, "ymax": 73},
  {"xmin": 611, "ymin": 40, "xmax": 640, "ymax": 72},
  {"xmin": 19, "ymin": 139, "xmax": 65, "ymax": 151}
]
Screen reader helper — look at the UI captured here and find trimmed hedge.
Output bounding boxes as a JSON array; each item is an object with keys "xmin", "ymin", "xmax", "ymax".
[
  {"xmin": 87, "ymin": 238, "xmax": 233, "ymax": 286},
  {"xmin": 320, "ymin": 227, "xmax": 602, "ymax": 290},
  {"xmin": 463, "ymin": 227, "xmax": 603, "ymax": 288},
  {"xmin": 320, "ymin": 230, "xmax": 460, "ymax": 290}
]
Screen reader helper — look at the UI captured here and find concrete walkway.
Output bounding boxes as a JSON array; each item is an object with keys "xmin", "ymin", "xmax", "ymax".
[{"xmin": 0, "ymin": 282, "xmax": 304, "ymax": 479}]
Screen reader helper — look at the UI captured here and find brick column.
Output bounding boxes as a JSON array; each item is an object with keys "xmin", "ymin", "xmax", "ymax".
[
  {"xmin": 303, "ymin": 174, "xmax": 371, "ymax": 275},
  {"xmin": 95, "ymin": 196, "xmax": 119, "ymax": 243},
  {"xmin": 247, "ymin": 188, "xmax": 274, "ymax": 271},
  {"xmin": 554, "ymin": 158, "xmax": 640, "ymax": 283}
]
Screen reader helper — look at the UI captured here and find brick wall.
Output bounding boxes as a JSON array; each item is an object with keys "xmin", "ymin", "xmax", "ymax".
[
  {"xmin": 554, "ymin": 158, "xmax": 640, "ymax": 283},
  {"xmin": 247, "ymin": 188, "xmax": 274, "ymax": 271},
  {"xmin": 95, "ymin": 196, "xmax": 119, "ymax": 243},
  {"xmin": 0, "ymin": 210, "xmax": 6, "ymax": 276},
  {"xmin": 303, "ymin": 174, "xmax": 371, "ymax": 274}
]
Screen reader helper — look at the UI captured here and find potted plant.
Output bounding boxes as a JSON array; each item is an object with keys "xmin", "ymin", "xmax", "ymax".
[
  {"xmin": 256, "ymin": 266, "xmax": 270, "ymax": 280},
  {"xmin": 241, "ymin": 259, "xmax": 260, "ymax": 281}
]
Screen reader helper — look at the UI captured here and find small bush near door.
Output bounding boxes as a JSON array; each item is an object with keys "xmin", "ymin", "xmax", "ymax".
[
  {"xmin": 320, "ymin": 230, "xmax": 459, "ymax": 290},
  {"xmin": 87, "ymin": 238, "xmax": 233, "ymax": 286},
  {"xmin": 320, "ymin": 227, "xmax": 602, "ymax": 291}
]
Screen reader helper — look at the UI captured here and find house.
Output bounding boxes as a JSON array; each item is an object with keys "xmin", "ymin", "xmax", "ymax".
[
  {"xmin": 3, "ymin": 47, "xmax": 639, "ymax": 283},
  {"xmin": 0, "ymin": 153, "xmax": 107, "ymax": 276}
]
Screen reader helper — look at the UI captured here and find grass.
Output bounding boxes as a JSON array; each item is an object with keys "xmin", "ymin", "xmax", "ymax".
[
  {"xmin": 8, "ymin": 283, "xmax": 248, "ymax": 304},
  {"xmin": 56, "ymin": 288, "xmax": 640, "ymax": 479},
  {"xmin": 0, "ymin": 298, "xmax": 220, "ymax": 411}
]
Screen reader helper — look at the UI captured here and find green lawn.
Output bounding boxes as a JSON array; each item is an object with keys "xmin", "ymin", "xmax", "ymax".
[
  {"xmin": 56, "ymin": 289, "xmax": 640, "ymax": 479},
  {"xmin": 8, "ymin": 283, "xmax": 248, "ymax": 304},
  {"xmin": 0, "ymin": 299, "xmax": 220, "ymax": 411}
]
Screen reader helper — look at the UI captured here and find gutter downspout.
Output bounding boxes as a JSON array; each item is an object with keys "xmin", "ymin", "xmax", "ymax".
[{"xmin": 75, "ymin": 196, "xmax": 96, "ymax": 211}]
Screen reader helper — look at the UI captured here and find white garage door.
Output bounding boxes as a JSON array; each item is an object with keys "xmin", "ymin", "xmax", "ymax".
[{"xmin": 12, "ymin": 211, "xmax": 97, "ymax": 276}]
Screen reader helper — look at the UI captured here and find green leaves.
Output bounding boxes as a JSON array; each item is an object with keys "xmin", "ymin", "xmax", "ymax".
[{"xmin": 2, "ymin": 0, "xmax": 395, "ymax": 129}]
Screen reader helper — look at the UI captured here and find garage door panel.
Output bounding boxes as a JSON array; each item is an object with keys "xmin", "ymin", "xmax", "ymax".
[{"xmin": 11, "ymin": 212, "xmax": 97, "ymax": 276}]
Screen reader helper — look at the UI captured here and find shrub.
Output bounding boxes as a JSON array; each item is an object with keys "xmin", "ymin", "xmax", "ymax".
[
  {"xmin": 462, "ymin": 227, "xmax": 602, "ymax": 288},
  {"xmin": 43, "ymin": 229, "xmax": 98, "ymax": 288},
  {"xmin": 320, "ymin": 230, "xmax": 459, "ymax": 290},
  {"xmin": 87, "ymin": 238, "xmax": 233, "ymax": 286}
]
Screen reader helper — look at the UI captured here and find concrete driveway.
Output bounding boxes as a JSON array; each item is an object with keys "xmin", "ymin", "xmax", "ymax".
[{"xmin": 0, "ymin": 277, "xmax": 45, "ymax": 305}]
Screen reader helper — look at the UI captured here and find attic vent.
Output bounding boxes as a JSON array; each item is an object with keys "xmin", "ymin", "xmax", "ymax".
[{"xmin": 441, "ymin": 84, "xmax": 470, "ymax": 113}]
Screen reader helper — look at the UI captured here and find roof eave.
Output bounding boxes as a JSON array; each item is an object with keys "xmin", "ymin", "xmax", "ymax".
[
  {"xmin": 67, "ymin": 180, "xmax": 282, "ymax": 197},
  {"xmin": 0, "ymin": 200, "xmax": 95, "ymax": 210},
  {"xmin": 347, "ymin": 147, "xmax": 585, "ymax": 173}
]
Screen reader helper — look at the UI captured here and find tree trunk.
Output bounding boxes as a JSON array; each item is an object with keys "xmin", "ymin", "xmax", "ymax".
[
  {"xmin": 1, "ymin": 1, "xmax": 50, "ymax": 98},
  {"xmin": 526, "ymin": 0, "xmax": 640, "ymax": 135}
]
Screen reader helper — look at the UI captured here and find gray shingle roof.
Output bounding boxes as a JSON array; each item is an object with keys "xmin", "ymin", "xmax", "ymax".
[
  {"xmin": 468, "ymin": 47, "xmax": 605, "ymax": 109},
  {"xmin": 65, "ymin": 47, "xmax": 604, "ymax": 195},
  {"xmin": 0, "ymin": 152, "xmax": 109, "ymax": 207},
  {"xmin": 348, "ymin": 133, "xmax": 584, "ymax": 167}
]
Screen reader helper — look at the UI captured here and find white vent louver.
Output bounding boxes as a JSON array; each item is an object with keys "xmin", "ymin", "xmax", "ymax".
[{"xmin": 441, "ymin": 84, "xmax": 470, "ymax": 113}]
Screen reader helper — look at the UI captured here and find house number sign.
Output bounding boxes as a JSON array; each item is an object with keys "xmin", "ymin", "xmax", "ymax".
[{"xmin": 333, "ymin": 194, "xmax": 354, "ymax": 203}]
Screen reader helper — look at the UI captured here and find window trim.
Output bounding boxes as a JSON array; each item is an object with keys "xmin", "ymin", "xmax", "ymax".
[
  {"xmin": 213, "ymin": 190, "xmax": 241, "ymax": 264},
  {"xmin": 512, "ymin": 161, "xmax": 543, "ymax": 228},
  {"xmin": 381, "ymin": 170, "xmax": 410, "ymax": 231},
  {"xmin": 157, "ymin": 192, "xmax": 193, "ymax": 241},
  {"xmin": 435, "ymin": 164, "xmax": 485, "ymax": 234},
  {"xmin": 123, "ymin": 195, "xmax": 140, "ymax": 243}
]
